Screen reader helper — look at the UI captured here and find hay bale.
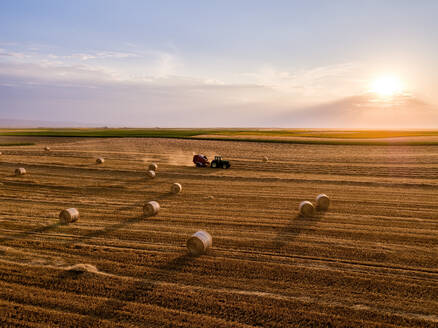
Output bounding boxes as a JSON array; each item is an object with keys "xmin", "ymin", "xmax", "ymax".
[
  {"xmin": 66, "ymin": 263, "xmax": 98, "ymax": 274},
  {"xmin": 143, "ymin": 201, "xmax": 160, "ymax": 217},
  {"xmin": 316, "ymin": 193, "xmax": 330, "ymax": 211},
  {"xmin": 15, "ymin": 168, "xmax": 26, "ymax": 176},
  {"xmin": 299, "ymin": 201, "xmax": 315, "ymax": 217},
  {"xmin": 44, "ymin": 146, "xmax": 51, "ymax": 151},
  {"xmin": 146, "ymin": 170, "xmax": 156, "ymax": 178},
  {"xmin": 187, "ymin": 230, "xmax": 212, "ymax": 256},
  {"xmin": 96, "ymin": 158, "xmax": 105, "ymax": 164},
  {"xmin": 262, "ymin": 156, "xmax": 269, "ymax": 162},
  {"xmin": 149, "ymin": 163, "xmax": 158, "ymax": 171},
  {"xmin": 59, "ymin": 208, "xmax": 79, "ymax": 224},
  {"xmin": 171, "ymin": 182, "xmax": 182, "ymax": 194}
]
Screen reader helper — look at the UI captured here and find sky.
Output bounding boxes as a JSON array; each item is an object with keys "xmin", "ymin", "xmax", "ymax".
[{"xmin": 1, "ymin": 0, "xmax": 438, "ymax": 128}]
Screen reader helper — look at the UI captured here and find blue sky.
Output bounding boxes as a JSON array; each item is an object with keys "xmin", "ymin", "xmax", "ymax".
[{"xmin": 1, "ymin": 1, "xmax": 438, "ymax": 127}]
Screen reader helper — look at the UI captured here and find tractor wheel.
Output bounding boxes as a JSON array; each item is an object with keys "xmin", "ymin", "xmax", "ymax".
[
  {"xmin": 211, "ymin": 162, "xmax": 217, "ymax": 168},
  {"xmin": 222, "ymin": 164, "xmax": 227, "ymax": 169}
]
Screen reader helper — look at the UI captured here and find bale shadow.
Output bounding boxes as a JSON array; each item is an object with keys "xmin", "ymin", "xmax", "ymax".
[
  {"xmin": 122, "ymin": 253, "xmax": 195, "ymax": 297},
  {"xmin": 58, "ymin": 267, "xmax": 87, "ymax": 280},
  {"xmin": 156, "ymin": 191, "xmax": 175, "ymax": 200},
  {"xmin": 272, "ymin": 211, "xmax": 326, "ymax": 248},
  {"xmin": 64, "ymin": 201, "xmax": 146, "ymax": 247},
  {"xmin": 70, "ymin": 252, "xmax": 196, "ymax": 324},
  {"xmin": 0, "ymin": 199, "xmax": 146, "ymax": 246},
  {"xmin": 121, "ymin": 252, "xmax": 195, "ymax": 301},
  {"xmin": 0, "ymin": 222, "xmax": 61, "ymax": 244},
  {"xmin": 109, "ymin": 176, "xmax": 159, "ymax": 188},
  {"xmin": 74, "ymin": 163, "xmax": 95, "ymax": 168}
]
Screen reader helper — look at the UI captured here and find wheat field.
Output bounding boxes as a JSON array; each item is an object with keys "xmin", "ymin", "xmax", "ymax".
[{"xmin": 0, "ymin": 136, "xmax": 437, "ymax": 327}]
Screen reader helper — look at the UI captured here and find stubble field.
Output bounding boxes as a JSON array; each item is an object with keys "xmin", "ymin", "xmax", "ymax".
[{"xmin": 0, "ymin": 136, "xmax": 437, "ymax": 327}]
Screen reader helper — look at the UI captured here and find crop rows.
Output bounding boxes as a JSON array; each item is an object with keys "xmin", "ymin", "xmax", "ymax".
[{"xmin": 0, "ymin": 137, "xmax": 437, "ymax": 327}]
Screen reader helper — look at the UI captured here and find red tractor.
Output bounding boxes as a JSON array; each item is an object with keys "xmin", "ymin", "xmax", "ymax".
[{"xmin": 193, "ymin": 154, "xmax": 210, "ymax": 167}]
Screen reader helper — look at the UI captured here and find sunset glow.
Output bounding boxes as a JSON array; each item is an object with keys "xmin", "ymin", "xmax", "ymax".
[{"xmin": 370, "ymin": 76, "xmax": 404, "ymax": 97}]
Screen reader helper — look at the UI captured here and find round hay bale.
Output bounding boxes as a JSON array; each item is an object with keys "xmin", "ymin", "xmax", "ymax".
[
  {"xmin": 316, "ymin": 193, "xmax": 330, "ymax": 211},
  {"xmin": 15, "ymin": 168, "xmax": 26, "ymax": 176},
  {"xmin": 146, "ymin": 170, "xmax": 156, "ymax": 179},
  {"xmin": 44, "ymin": 146, "xmax": 51, "ymax": 151},
  {"xmin": 187, "ymin": 230, "xmax": 212, "ymax": 256},
  {"xmin": 299, "ymin": 201, "xmax": 315, "ymax": 217},
  {"xmin": 96, "ymin": 157, "xmax": 105, "ymax": 164},
  {"xmin": 59, "ymin": 208, "xmax": 79, "ymax": 224},
  {"xmin": 171, "ymin": 182, "xmax": 182, "ymax": 194},
  {"xmin": 143, "ymin": 201, "xmax": 160, "ymax": 217},
  {"xmin": 149, "ymin": 163, "xmax": 158, "ymax": 171},
  {"xmin": 262, "ymin": 156, "xmax": 269, "ymax": 162}
]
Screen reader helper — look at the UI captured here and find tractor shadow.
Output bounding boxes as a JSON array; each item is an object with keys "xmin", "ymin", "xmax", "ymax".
[
  {"xmin": 272, "ymin": 210, "xmax": 327, "ymax": 249},
  {"xmin": 186, "ymin": 166, "xmax": 225, "ymax": 176}
]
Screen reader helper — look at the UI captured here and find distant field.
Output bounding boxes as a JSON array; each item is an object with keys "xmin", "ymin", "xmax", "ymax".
[
  {"xmin": 1, "ymin": 128, "xmax": 438, "ymax": 145},
  {"xmin": 0, "ymin": 128, "xmax": 211, "ymax": 138},
  {"xmin": 0, "ymin": 136, "xmax": 437, "ymax": 327},
  {"xmin": 0, "ymin": 142, "xmax": 35, "ymax": 147},
  {"xmin": 213, "ymin": 129, "xmax": 438, "ymax": 139}
]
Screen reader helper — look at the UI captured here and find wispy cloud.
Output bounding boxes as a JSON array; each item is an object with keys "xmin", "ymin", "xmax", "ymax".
[
  {"xmin": 71, "ymin": 51, "xmax": 139, "ymax": 61},
  {"xmin": 0, "ymin": 57, "xmax": 278, "ymax": 126},
  {"xmin": 0, "ymin": 44, "xmax": 185, "ymax": 82},
  {"xmin": 240, "ymin": 62, "xmax": 362, "ymax": 103},
  {"xmin": 0, "ymin": 48, "xmax": 30, "ymax": 59}
]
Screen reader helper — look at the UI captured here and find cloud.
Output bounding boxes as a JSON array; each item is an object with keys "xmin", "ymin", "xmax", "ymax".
[
  {"xmin": 240, "ymin": 62, "xmax": 361, "ymax": 102},
  {"xmin": 0, "ymin": 62, "xmax": 115, "ymax": 86},
  {"xmin": 2, "ymin": 58, "xmax": 436, "ymax": 128},
  {"xmin": 0, "ymin": 60, "xmax": 278, "ymax": 126},
  {"xmin": 71, "ymin": 51, "xmax": 139, "ymax": 61},
  {"xmin": 0, "ymin": 44, "xmax": 181, "ymax": 81},
  {"xmin": 0, "ymin": 48, "xmax": 29, "ymax": 59},
  {"xmin": 275, "ymin": 93, "xmax": 438, "ymax": 128},
  {"xmin": 1, "ymin": 43, "xmax": 435, "ymax": 128}
]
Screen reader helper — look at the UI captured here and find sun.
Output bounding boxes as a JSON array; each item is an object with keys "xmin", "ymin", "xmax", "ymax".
[{"xmin": 369, "ymin": 76, "xmax": 404, "ymax": 97}]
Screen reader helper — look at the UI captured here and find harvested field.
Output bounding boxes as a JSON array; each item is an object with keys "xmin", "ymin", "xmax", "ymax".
[{"xmin": 0, "ymin": 136, "xmax": 437, "ymax": 327}]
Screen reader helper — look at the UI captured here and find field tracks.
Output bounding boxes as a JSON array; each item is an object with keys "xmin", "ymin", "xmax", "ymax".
[{"xmin": 0, "ymin": 137, "xmax": 437, "ymax": 327}]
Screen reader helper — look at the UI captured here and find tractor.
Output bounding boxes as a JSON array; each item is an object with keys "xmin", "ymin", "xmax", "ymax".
[
  {"xmin": 193, "ymin": 154, "xmax": 230, "ymax": 169},
  {"xmin": 210, "ymin": 156, "xmax": 230, "ymax": 169}
]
